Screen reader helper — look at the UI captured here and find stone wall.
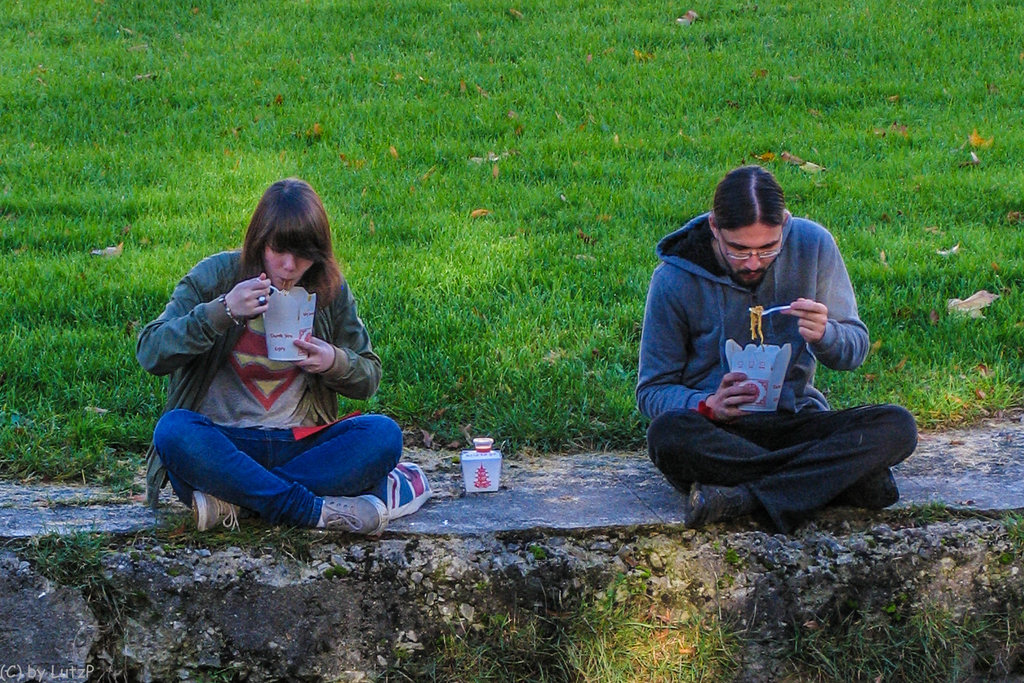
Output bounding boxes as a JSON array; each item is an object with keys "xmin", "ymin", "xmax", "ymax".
[{"xmin": 1, "ymin": 514, "xmax": 1022, "ymax": 681}]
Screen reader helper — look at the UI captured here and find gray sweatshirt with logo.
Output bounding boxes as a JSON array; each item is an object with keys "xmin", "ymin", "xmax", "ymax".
[{"xmin": 636, "ymin": 212, "xmax": 869, "ymax": 419}]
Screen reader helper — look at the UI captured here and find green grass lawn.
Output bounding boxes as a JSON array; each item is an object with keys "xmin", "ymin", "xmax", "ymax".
[{"xmin": 1, "ymin": 0, "xmax": 1022, "ymax": 487}]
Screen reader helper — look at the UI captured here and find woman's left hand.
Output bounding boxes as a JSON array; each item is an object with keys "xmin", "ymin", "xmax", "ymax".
[{"xmin": 293, "ymin": 336, "xmax": 337, "ymax": 374}]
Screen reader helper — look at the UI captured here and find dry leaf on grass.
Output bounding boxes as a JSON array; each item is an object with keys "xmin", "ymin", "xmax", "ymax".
[
  {"xmin": 91, "ymin": 242, "xmax": 123, "ymax": 257},
  {"xmin": 780, "ymin": 151, "xmax": 824, "ymax": 173},
  {"xmin": 959, "ymin": 151, "xmax": 980, "ymax": 167},
  {"xmin": 470, "ymin": 208, "xmax": 491, "ymax": 218},
  {"xmin": 543, "ymin": 349, "xmax": 566, "ymax": 364},
  {"xmin": 780, "ymin": 151, "xmax": 805, "ymax": 165},
  {"xmin": 947, "ymin": 290, "xmax": 999, "ymax": 318},
  {"xmin": 968, "ymin": 129, "xmax": 993, "ymax": 148},
  {"xmin": 469, "ymin": 151, "xmax": 509, "ymax": 163},
  {"xmin": 676, "ymin": 10, "xmax": 699, "ymax": 25}
]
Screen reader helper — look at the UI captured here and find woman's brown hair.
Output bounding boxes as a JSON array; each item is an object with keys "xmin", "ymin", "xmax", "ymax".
[{"xmin": 240, "ymin": 178, "xmax": 342, "ymax": 307}]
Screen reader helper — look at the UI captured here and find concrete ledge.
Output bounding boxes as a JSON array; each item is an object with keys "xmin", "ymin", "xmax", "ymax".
[{"xmin": 1, "ymin": 415, "xmax": 1022, "ymax": 538}]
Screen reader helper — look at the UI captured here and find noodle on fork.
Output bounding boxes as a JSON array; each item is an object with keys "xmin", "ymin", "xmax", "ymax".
[{"xmin": 749, "ymin": 305, "xmax": 764, "ymax": 346}]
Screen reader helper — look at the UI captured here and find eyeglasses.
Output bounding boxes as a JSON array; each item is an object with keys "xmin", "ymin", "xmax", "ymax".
[
  {"xmin": 720, "ymin": 247, "xmax": 781, "ymax": 262},
  {"xmin": 712, "ymin": 227, "xmax": 782, "ymax": 262}
]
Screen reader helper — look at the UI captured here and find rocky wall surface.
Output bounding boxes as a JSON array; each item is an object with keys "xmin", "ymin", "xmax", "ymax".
[{"xmin": 1, "ymin": 514, "xmax": 1022, "ymax": 681}]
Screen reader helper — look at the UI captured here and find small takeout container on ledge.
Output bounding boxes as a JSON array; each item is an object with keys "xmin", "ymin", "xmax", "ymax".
[{"xmin": 460, "ymin": 437, "xmax": 502, "ymax": 493}]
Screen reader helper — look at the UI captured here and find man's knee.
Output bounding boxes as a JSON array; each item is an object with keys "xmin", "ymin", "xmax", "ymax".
[
  {"xmin": 882, "ymin": 404, "xmax": 918, "ymax": 463},
  {"xmin": 856, "ymin": 404, "xmax": 917, "ymax": 467},
  {"xmin": 646, "ymin": 409, "xmax": 719, "ymax": 489},
  {"xmin": 646, "ymin": 410, "xmax": 704, "ymax": 466}
]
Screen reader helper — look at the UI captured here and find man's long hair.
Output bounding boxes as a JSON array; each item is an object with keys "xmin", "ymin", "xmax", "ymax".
[{"xmin": 712, "ymin": 165, "xmax": 786, "ymax": 231}]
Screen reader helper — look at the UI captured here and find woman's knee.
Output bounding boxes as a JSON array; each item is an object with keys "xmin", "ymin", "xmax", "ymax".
[
  {"xmin": 152, "ymin": 409, "xmax": 209, "ymax": 466},
  {"xmin": 154, "ymin": 409, "xmax": 191, "ymax": 447},
  {"xmin": 357, "ymin": 414, "xmax": 404, "ymax": 468}
]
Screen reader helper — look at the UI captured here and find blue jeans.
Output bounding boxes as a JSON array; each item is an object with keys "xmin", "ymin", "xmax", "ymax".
[{"xmin": 153, "ymin": 409, "xmax": 403, "ymax": 527}]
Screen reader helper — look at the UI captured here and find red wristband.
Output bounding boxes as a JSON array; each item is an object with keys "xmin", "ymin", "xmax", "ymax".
[{"xmin": 696, "ymin": 399, "xmax": 714, "ymax": 419}]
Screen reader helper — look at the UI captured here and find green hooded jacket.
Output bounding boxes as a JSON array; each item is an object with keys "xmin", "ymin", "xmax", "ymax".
[{"xmin": 137, "ymin": 251, "xmax": 382, "ymax": 508}]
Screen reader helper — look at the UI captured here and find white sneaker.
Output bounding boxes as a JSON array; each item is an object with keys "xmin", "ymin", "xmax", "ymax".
[
  {"xmin": 320, "ymin": 495, "xmax": 388, "ymax": 536},
  {"xmin": 192, "ymin": 491, "xmax": 240, "ymax": 532}
]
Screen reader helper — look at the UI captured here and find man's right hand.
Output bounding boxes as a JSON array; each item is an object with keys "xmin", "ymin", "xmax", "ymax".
[{"xmin": 704, "ymin": 372, "xmax": 759, "ymax": 422}]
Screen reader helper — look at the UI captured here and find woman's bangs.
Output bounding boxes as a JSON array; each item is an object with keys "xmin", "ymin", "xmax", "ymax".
[{"xmin": 268, "ymin": 216, "xmax": 322, "ymax": 261}]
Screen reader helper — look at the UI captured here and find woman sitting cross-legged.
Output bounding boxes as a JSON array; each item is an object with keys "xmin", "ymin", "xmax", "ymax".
[{"xmin": 137, "ymin": 178, "xmax": 430, "ymax": 534}]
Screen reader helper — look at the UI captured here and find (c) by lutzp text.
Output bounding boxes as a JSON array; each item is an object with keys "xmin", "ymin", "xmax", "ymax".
[{"xmin": 0, "ymin": 664, "xmax": 94, "ymax": 681}]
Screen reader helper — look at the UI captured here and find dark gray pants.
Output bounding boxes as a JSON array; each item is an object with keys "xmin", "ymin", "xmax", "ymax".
[{"xmin": 646, "ymin": 405, "xmax": 918, "ymax": 532}]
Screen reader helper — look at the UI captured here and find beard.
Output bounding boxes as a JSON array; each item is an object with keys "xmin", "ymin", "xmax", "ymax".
[{"xmin": 728, "ymin": 266, "xmax": 767, "ymax": 288}]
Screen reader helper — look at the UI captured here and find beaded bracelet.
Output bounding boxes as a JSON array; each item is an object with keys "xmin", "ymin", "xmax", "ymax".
[{"xmin": 218, "ymin": 294, "xmax": 243, "ymax": 326}]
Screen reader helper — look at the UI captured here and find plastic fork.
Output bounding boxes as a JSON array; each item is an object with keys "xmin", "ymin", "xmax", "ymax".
[{"xmin": 750, "ymin": 305, "xmax": 791, "ymax": 316}]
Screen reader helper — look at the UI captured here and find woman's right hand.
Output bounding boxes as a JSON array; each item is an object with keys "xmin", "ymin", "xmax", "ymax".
[
  {"xmin": 705, "ymin": 372, "xmax": 759, "ymax": 422},
  {"xmin": 224, "ymin": 273, "xmax": 272, "ymax": 319}
]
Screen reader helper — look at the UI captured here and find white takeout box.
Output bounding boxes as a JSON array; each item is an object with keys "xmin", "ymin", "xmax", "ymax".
[
  {"xmin": 725, "ymin": 340, "xmax": 792, "ymax": 412},
  {"xmin": 262, "ymin": 286, "xmax": 316, "ymax": 361},
  {"xmin": 461, "ymin": 438, "xmax": 502, "ymax": 493}
]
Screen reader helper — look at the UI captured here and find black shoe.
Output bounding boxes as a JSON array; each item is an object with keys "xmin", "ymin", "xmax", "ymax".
[
  {"xmin": 685, "ymin": 482, "xmax": 757, "ymax": 529},
  {"xmin": 835, "ymin": 468, "xmax": 899, "ymax": 509}
]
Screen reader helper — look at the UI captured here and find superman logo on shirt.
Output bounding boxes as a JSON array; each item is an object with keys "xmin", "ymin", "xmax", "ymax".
[{"xmin": 229, "ymin": 317, "xmax": 300, "ymax": 410}]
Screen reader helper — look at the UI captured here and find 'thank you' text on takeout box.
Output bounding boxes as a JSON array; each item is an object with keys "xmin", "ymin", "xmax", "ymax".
[{"xmin": 262, "ymin": 286, "xmax": 316, "ymax": 361}]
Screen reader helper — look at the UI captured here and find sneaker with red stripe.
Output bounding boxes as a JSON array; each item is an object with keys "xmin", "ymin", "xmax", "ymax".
[{"xmin": 383, "ymin": 463, "xmax": 431, "ymax": 520}]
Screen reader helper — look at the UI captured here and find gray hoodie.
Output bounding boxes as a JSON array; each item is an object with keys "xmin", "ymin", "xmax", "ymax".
[{"xmin": 636, "ymin": 212, "xmax": 868, "ymax": 419}]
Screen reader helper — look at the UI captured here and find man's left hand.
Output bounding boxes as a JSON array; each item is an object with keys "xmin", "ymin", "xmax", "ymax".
[
  {"xmin": 293, "ymin": 336, "xmax": 337, "ymax": 374},
  {"xmin": 784, "ymin": 297, "xmax": 828, "ymax": 343}
]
